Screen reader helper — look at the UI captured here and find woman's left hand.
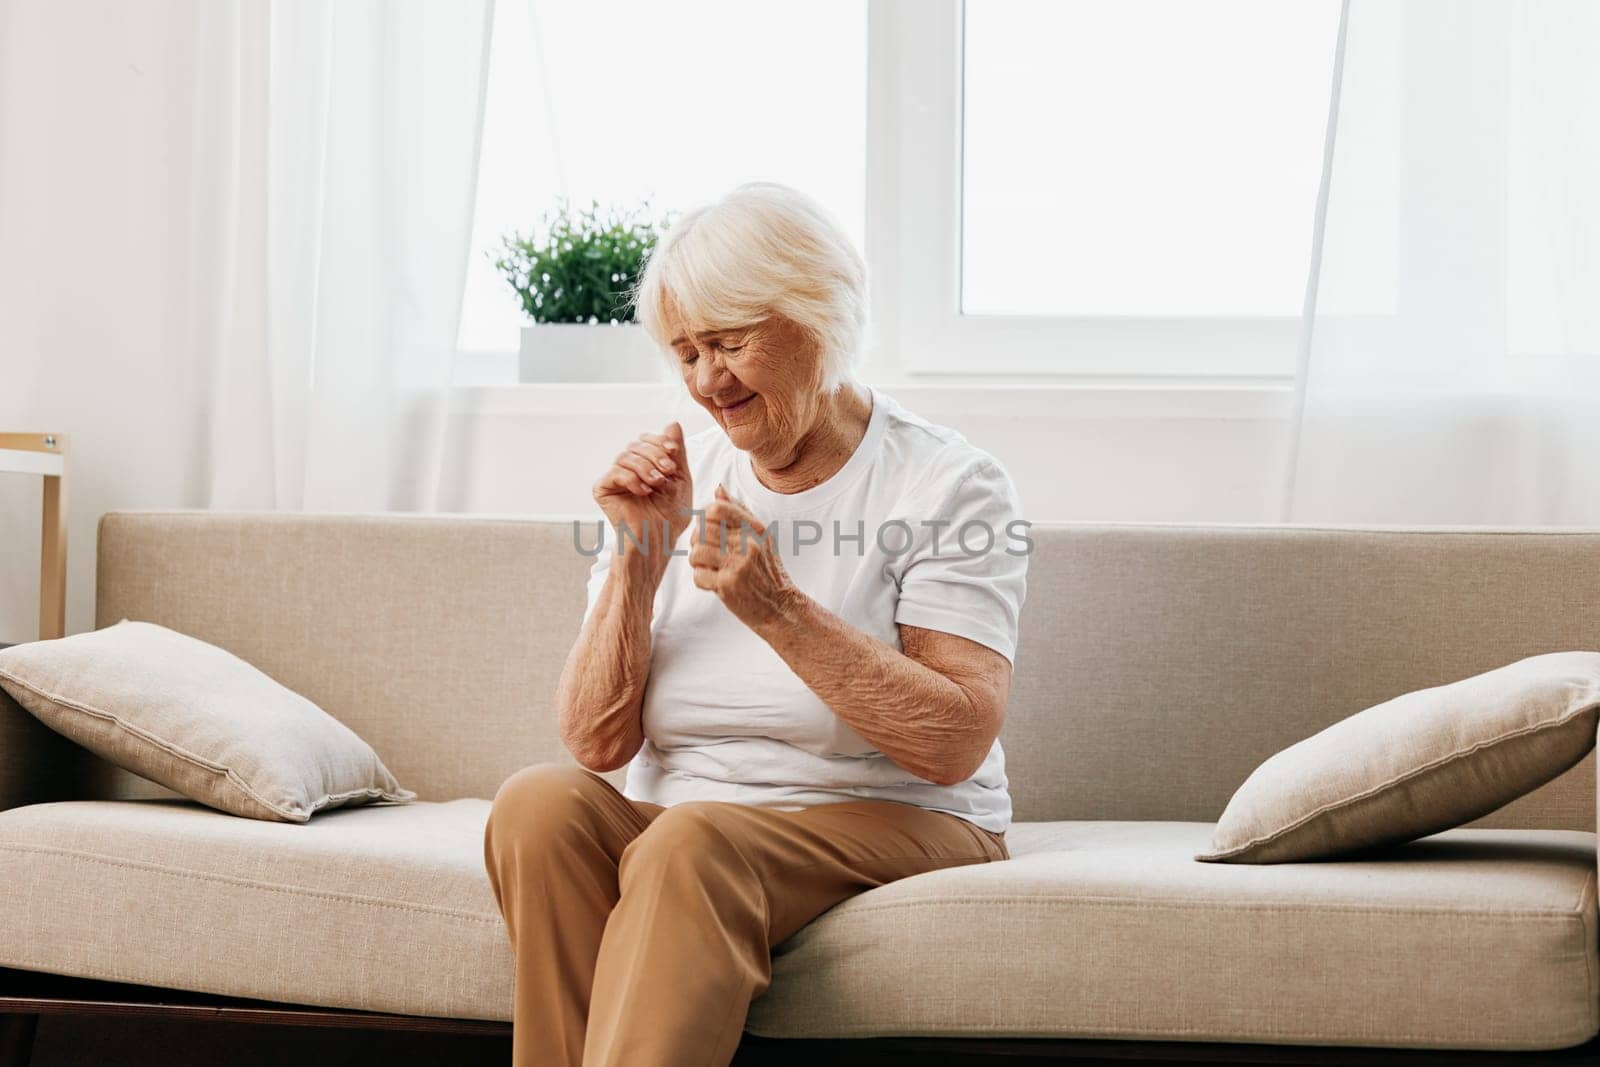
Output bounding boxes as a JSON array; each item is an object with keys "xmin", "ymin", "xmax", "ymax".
[{"xmin": 689, "ymin": 485, "xmax": 800, "ymax": 629}]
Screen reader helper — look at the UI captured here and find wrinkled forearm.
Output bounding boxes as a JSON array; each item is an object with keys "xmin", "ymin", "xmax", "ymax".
[
  {"xmin": 557, "ymin": 552, "xmax": 665, "ymax": 772},
  {"xmin": 752, "ymin": 590, "xmax": 995, "ymax": 786}
]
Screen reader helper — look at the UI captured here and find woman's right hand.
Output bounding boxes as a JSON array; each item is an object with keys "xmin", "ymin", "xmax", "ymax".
[{"xmin": 593, "ymin": 421, "xmax": 694, "ymax": 560}]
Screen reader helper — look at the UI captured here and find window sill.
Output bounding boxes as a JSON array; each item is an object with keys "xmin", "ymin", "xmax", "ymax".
[{"xmin": 448, "ymin": 378, "xmax": 1297, "ymax": 421}]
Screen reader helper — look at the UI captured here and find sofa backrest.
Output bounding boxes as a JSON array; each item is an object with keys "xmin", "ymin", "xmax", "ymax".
[{"xmin": 94, "ymin": 512, "xmax": 1598, "ymax": 829}]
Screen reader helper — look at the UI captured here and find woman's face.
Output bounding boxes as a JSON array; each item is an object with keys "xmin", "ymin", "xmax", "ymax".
[{"xmin": 669, "ymin": 311, "xmax": 826, "ymax": 464}]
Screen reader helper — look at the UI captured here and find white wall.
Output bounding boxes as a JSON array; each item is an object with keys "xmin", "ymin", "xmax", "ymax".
[{"xmin": 442, "ymin": 385, "xmax": 1293, "ymax": 523}]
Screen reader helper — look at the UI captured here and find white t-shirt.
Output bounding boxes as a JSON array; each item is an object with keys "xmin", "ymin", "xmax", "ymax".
[{"xmin": 581, "ymin": 385, "xmax": 1028, "ymax": 834}]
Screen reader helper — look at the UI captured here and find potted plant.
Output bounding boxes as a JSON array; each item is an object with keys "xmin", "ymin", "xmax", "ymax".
[{"xmin": 494, "ymin": 200, "xmax": 670, "ymax": 383}]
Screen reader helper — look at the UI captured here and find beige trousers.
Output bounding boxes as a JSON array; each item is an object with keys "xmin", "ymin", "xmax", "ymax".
[{"xmin": 482, "ymin": 763, "xmax": 1009, "ymax": 1067}]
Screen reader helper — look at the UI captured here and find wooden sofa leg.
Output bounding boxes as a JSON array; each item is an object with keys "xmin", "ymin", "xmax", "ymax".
[{"xmin": 0, "ymin": 1013, "xmax": 38, "ymax": 1067}]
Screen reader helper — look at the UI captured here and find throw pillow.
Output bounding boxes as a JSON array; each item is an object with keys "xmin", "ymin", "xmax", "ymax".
[
  {"xmin": 0, "ymin": 619, "xmax": 414, "ymax": 822},
  {"xmin": 1196, "ymin": 650, "xmax": 1600, "ymax": 863}
]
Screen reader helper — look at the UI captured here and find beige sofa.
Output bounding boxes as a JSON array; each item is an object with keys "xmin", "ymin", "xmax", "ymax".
[{"xmin": 2, "ymin": 510, "xmax": 1599, "ymax": 1063}]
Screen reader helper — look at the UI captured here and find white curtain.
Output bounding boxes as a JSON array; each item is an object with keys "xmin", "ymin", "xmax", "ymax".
[
  {"xmin": 195, "ymin": 0, "xmax": 494, "ymax": 511},
  {"xmin": 0, "ymin": 0, "xmax": 491, "ymax": 640},
  {"xmin": 1283, "ymin": 0, "xmax": 1600, "ymax": 524}
]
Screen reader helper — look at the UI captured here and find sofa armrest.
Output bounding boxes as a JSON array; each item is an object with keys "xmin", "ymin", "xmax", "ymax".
[{"xmin": 0, "ymin": 684, "xmax": 103, "ymax": 812}]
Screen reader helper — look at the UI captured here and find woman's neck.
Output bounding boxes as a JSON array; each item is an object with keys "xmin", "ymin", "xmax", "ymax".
[{"xmin": 751, "ymin": 382, "xmax": 873, "ymax": 495}]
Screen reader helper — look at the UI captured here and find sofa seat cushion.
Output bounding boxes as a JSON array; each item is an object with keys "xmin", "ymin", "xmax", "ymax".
[
  {"xmin": 1, "ymin": 805, "xmax": 1595, "ymax": 1050},
  {"xmin": 0, "ymin": 798, "xmax": 513, "ymax": 1021},
  {"xmin": 747, "ymin": 821, "xmax": 1600, "ymax": 1051}
]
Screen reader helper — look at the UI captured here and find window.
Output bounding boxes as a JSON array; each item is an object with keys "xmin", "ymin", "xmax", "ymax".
[
  {"xmin": 961, "ymin": 0, "xmax": 1340, "ymax": 319},
  {"xmin": 458, "ymin": 0, "xmax": 1342, "ymax": 381},
  {"xmin": 876, "ymin": 0, "xmax": 1341, "ymax": 378},
  {"xmin": 456, "ymin": 0, "xmax": 867, "ymax": 359}
]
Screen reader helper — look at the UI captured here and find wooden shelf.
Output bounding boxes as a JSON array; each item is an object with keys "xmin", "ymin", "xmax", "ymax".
[{"xmin": 0, "ymin": 432, "xmax": 66, "ymax": 640}]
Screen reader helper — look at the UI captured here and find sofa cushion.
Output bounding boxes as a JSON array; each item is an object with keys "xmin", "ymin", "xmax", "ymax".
[
  {"xmin": 747, "ymin": 821, "xmax": 1599, "ymax": 1051},
  {"xmin": 1198, "ymin": 651, "xmax": 1600, "ymax": 863},
  {"xmin": 0, "ymin": 798, "xmax": 512, "ymax": 1021},
  {"xmin": 0, "ymin": 805, "xmax": 1593, "ymax": 1049},
  {"xmin": 0, "ymin": 620, "xmax": 414, "ymax": 822}
]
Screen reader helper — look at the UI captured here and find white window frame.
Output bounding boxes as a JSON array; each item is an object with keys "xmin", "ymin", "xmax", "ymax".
[{"xmin": 863, "ymin": 0, "xmax": 1305, "ymax": 381}]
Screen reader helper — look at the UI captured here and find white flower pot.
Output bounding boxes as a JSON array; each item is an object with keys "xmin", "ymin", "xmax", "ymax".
[{"xmin": 518, "ymin": 323, "xmax": 668, "ymax": 383}]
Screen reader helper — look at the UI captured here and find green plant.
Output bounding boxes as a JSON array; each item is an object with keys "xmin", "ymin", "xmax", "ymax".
[{"xmin": 493, "ymin": 199, "xmax": 665, "ymax": 325}]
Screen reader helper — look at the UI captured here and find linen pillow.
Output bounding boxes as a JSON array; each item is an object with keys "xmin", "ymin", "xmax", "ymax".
[
  {"xmin": 1196, "ymin": 650, "xmax": 1600, "ymax": 864},
  {"xmin": 0, "ymin": 618, "xmax": 414, "ymax": 822}
]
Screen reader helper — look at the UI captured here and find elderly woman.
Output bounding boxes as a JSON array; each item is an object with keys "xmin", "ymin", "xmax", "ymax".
[{"xmin": 483, "ymin": 182, "xmax": 1028, "ymax": 1067}]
